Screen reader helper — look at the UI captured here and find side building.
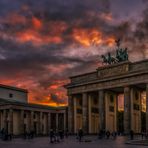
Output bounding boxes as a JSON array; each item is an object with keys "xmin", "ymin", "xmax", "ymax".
[{"xmin": 0, "ymin": 84, "xmax": 67, "ymax": 136}]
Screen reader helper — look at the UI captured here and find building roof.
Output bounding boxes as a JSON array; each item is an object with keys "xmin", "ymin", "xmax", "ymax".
[
  {"xmin": 0, "ymin": 84, "xmax": 28, "ymax": 93},
  {"xmin": 0, "ymin": 98, "xmax": 67, "ymax": 110}
]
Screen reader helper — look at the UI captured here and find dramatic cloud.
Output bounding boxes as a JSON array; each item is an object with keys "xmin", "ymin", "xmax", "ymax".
[{"xmin": 0, "ymin": 0, "xmax": 147, "ymax": 106}]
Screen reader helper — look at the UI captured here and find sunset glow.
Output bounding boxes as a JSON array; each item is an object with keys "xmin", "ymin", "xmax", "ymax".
[
  {"xmin": 73, "ymin": 28, "xmax": 102, "ymax": 46},
  {"xmin": 0, "ymin": 0, "xmax": 147, "ymax": 106}
]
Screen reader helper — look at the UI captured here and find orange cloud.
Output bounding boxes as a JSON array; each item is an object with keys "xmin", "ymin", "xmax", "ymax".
[
  {"xmin": 5, "ymin": 13, "xmax": 27, "ymax": 25},
  {"xmin": 73, "ymin": 28, "xmax": 102, "ymax": 46},
  {"xmin": 105, "ymin": 36, "xmax": 115, "ymax": 47},
  {"xmin": 32, "ymin": 17, "xmax": 42, "ymax": 30},
  {"xmin": 28, "ymin": 79, "xmax": 69, "ymax": 106},
  {"xmin": 16, "ymin": 29, "xmax": 62, "ymax": 45},
  {"xmin": 14, "ymin": 20, "xmax": 68, "ymax": 45}
]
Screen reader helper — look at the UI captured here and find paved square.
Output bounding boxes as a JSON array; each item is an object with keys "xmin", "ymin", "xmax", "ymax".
[{"xmin": 0, "ymin": 136, "xmax": 145, "ymax": 148}]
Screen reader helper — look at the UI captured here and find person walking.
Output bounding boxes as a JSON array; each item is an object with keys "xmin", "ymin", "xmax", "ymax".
[
  {"xmin": 130, "ymin": 130, "xmax": 134, "ymax": 140},
  {"xmin": 106, "ymin": 130, "xmax": 110, "ymax": 139},
  {"xmin": 78, "ymin": 128, "xmax": 83, "ymax": 142},
  {"xmin": 49, "ymin": 129, "xmax": 54, "ymax": 143}
]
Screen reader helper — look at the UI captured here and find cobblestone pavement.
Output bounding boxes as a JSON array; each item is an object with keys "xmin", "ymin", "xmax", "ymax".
[{"xmin": 0, "ymin": 136, "xmax": 145, "ymax": 148}]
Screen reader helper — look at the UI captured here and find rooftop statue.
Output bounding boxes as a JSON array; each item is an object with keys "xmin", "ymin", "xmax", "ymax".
[
  {"xmin": 116, "ymin": 48, "xmax": 128, "ymax": 62},
  {"xmin": 101, "ymin": 38, "xmax": 128, "ymax": 65}
]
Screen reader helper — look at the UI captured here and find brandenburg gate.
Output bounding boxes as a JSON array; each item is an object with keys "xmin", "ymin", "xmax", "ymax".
[{"xmin": 66, "ymin": 59, "xmax": 148, "ymax": 134}]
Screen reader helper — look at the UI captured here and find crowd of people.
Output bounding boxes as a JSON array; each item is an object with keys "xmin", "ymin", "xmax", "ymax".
[
  {"xmin": 49, "ymin": 129, "xmax": 68, "ymax": 143},
  {"xmin": 0, "ymin": 127, "xmax": 148, "ymax": 142},
  {"xmin": 98, "ymin": 129, "xmax": 117, "ymax": 140},
  {"xmin": 0, "ymin": 128, "xmax": 12, "ymax": 141},
  {"xmin": 23, "ymin": 130, "xmax": 35, "ymax": 139}
]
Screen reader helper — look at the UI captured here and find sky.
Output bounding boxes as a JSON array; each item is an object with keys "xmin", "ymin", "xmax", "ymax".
[{"xmin": 0, "ymin": 0, "xmax": 148, "ymax": 106}]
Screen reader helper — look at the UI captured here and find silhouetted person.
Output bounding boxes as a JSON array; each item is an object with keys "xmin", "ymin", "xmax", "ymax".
[
  {"xmin": 65, "ymin": 129, "xmax": 69, "ymax": 138},
  {"xmin": 0, "ymin": 128, "xmax": 4, "ymax": 139},
  {"xmin": 130, "ymin": 130, "xmax": 134, "ymax": 140},
  {"xmin": 98, "ymin": 130, "xmax": 103, "ymax": 139},
  {"xmin": 78, "ymin": 128, "xmax": 83, "ymax": 142},
  {"xmin": 141, "ymin": 130, "xmax": 145, "ymax": 139},
  {"xmin": 30, "ymin": 130, "xmax": 34, "ymax": 139},
  {"xmin": 112, "ymin": 131, "xmax": 117, "ymax": 140},
  {"xmin": 49, "ymin": 129, "xmax": 54, "ymax": 143},
  {"xmin": 59, "ymin": 130, "xmax": 64, "ymax": 140},
  {"xmin": 55, "ymin": 129, "xmax": 60, "ymax": 142},
  {"xmin": 106, "ymin": 130, "xmax": 110, "ymax": 139}
]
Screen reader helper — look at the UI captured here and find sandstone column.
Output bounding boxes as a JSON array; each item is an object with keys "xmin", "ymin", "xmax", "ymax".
[
  {"xmin": 20, "ymin": 110, "xmax": 24, "ymax": 134},
  {"xmin": 3, "ymin": 110, "xmax": 7, "ymax": 130},
  {"xmin": 39, "ymin": 112, "xmax": 43, "ymax": 134},
  {"xmin": 48, "ymin": 113, "xmax": 51, "ymax": 133},
  {"xmin": 99, "ymin": 90, "xmax": 105, "ymax": 130},
  {"xmin": 0, "ymin": 111, "xmax": 1, "ymax": 129},
  {"xmin": 146, "ymin": 84, "xmax": 148, "ymax": 132},
  {"xmin": 9, "ymin": 109, "xmax": 13, "ymax": 134},
  {"xmin": 63, "ymin": 112, "xmax": 66, "ymax": 131},
  {"xmin": 68, "ymin": 95, "xmax": 74, "ymax": 134},
  {"xmin": 88, "ymin": 93, "xmax": 92, "ymax": 133},
  {"xmin": 56, "ymin": 113, "xmax": 58, "ymax": 130},
  {"xmin": 31, "ymin": 111, "xmax": 34, "ymax": 131},
  {"xmin": 73, "ymin": 96, "xmax": 77, "ymax": 133},
  {"xmin": 82, "ymin": 93, "xmax": 88, "ymax": 134},
  {"xmin": 124, "ymin": 86, "xmax": 131, "ymax": 134}
]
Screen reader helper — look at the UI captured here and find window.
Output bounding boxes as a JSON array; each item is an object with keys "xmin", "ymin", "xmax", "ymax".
[
  {"xmin": 77, "ymin": 109, "xmax": 82, "ymax": 114},
  {"xmin": 133, "ymin": 104, "xmax": 139, "ymax": 110},
  {"xmin": 78, "ymin": 99, "xmax": 82, "ymax": 106},
  {"xmin": 135, "ymin": 91, "xmax": 139, "ymax": 100},
  {"xmin": 24, "ymin": 113, "xmax": 26, "ymax": 118},
  {"xmin": 93, "ymin": 98, "xmax": 98, "ymax": 104},
  {"xmin": 91, "ymin": 107, "xmax": 99, "ymax": 113},
  {"xmin": 109, "ymin": 106, "xmax": 114, "ymax": 112},
  {"xmin": 110, "ymin": 94, "xmax": 114, "ymax": 103},
  {"xmin": 42, "ymin": 124, "xmax": 44, "ymax": 131},
  {"xmin": 9, "ymin": 93, "xmax": 13, "ymax": 98}
]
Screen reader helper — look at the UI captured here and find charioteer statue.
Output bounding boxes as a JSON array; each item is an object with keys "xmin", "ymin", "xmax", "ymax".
[{"xmin": 101, "ymin": 38, "xmax": 129, "ymax": 65}]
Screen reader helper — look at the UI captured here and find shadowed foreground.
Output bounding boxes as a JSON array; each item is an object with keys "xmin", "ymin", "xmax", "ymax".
[{"xmin": 0, "ymin": 136, "xmax": 146, "ymax": 148}]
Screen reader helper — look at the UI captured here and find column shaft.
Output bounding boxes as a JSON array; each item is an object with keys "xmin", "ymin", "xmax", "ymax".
[
  {"xmin": 3, "ymin": 110, "xmax": 7, "ymax": 130},
  {"xmin": 39, "ymin": 112, "xmax": 43, "ymax": 134},
  {"xmin": 124, "ymin": 86, "xmax": 131, "ymax": 134},
  {"xmin": 63, "ymin": 112, "xmax": 66, "ymax": 131},
  {"xmin": 82, "ymin": 93, "xmax": 88, "ymax": 134},
  {"xmin": 56, "ymin": 113, "xmax": 58, "ymax": 130},
  {"xmin": 146, "ymin": 84, "xmax": 148, "ymax": 131},
  {"xmin": 20, "ymin": 110, "xmax": 24, "ymax": 134},
  {"xmin": 73, "ymin": 97, "xmax": 77, "ymax": 133},
  {"xmin": 99, "ymin": 90, "xmax": 105, "ymax": 130},
  {"xmin": 88, "ymin": 94, "xmax": 91, "ymax": 133},
  {"xmin": 0, "ymin": 111, "xmax": 1, "ymax": 129},
  {"xmin": 9, "ymin": 109, "xmax": 13, "ymax": 134},
  {"xmin": 48, "ymin": 113, "xmax": 51, "ymax": 133},
  {"xmin": 68, "ymin": 95, "xmax": 73, "ymax": 133},
  {"xmin": 31, "ymin": 111, "xmax": 34, "ymax": 131}
]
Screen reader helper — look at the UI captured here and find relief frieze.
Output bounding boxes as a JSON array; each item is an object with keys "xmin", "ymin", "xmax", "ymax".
[{"xmin": 98, "ymin": 63, "xmax": 129, "ymax": 78}]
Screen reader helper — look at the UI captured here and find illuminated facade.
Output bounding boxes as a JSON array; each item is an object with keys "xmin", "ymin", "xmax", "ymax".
[
  {"xmin": 0, "ymin": 84, "xmax": 67, "ymax": 136},
  {"xmin": 66, "ymin": 60, "xmax": 148, "ymax": 134}
]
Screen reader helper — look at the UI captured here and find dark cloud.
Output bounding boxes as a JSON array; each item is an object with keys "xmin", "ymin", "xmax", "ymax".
[{"xmin": 0, "ymin": 0, "xmax": 147, "ymax": 106}]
